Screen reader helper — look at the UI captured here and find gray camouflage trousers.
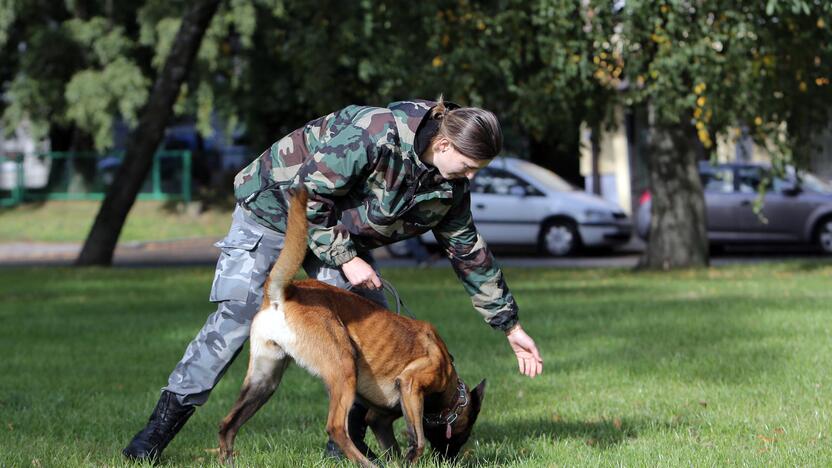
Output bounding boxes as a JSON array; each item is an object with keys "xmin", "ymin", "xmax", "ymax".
[{"xmin": 163, "ymin": 205, "xmax": 387, "ymax": 406}]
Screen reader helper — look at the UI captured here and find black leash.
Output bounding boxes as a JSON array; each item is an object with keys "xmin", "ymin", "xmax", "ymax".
[{"xmin": 380, "ymin": 277, "xmax": 416, "ymax": 319}]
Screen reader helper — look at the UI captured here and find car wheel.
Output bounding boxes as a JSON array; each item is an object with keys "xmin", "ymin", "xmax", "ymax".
[
  {"xmin": 816, "ymin": 218, "xmax": 832, "ymax": 254},
  {"xmin": 539, "ymin": 220, "xmax": 580, "ymax": 257}
]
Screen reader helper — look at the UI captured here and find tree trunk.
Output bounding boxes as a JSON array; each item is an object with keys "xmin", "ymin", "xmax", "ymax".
[
  {"xmin": 590, "ymin": 123, "xmax": 601, "ymax": 196},
  {"xmin": 75, "ymin": 0, "xmax": 221, "ymax": 266},
  {"xmin": 638, "ymin": 116, "xmax": 709, "ymax": 270}
]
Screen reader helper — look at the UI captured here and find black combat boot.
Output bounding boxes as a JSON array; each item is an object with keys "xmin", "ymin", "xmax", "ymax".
[{"xmin": 122, "ymin": 390, "xmax": 195, "ymax": 462}]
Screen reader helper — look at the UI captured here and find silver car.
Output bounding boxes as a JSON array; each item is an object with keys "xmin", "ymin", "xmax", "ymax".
[
  {"xmin": 422, "ymin": 157, "xmax": 632, "ymax": 256},
  {"xmin": 636, "ymin": 162, "xmax": 832, "ymax": 252}
]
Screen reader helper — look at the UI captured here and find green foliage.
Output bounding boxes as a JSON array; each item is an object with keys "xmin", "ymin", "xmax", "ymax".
[
  {"xmin": 0, "ymin": 1, "xmax": 264, "ymax": 150},
  {"xmin": 619, "ymin": 1, "xmax": 832, "ymax": 159},
  {"xmin": 1, "ymin": 20, "xmax": 85, "ymax": 141},
  {"xmin": 61, "ymin": 18, "xmax": 150, "ymax": 150},
  {"xmin": 147, "ymin": 17, "xmax": 182, "ymax": 71},
  {"xmin": 425, "ymin": 1, "xmax": 618, "ymax": 146},
  {"xmin": 64, "ymin": 59, "xmax": 149, "ymax": 149},
  {"xmin": 1, "ymin": 0, "xmax": 829, "ymax": 164},
  {"xmin": 55, "ymin": 16, "xmax": 151, "ymax": 149},
  {"xmin": 0, "ymin": 0, "xmax": 15, "ymax": 48},
  {"xmin": 217, "ymin": 0, "xmax": 439, "ymax": 149},
  {"xmin": 0, "ymin": 2, "xmax": 150, "ymax": 149},
  {"xmin": 136, "ymin": 0, "xmax": 287, "ymax": 141}
]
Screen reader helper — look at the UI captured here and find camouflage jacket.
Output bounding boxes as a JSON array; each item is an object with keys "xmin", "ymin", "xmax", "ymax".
[{"xmin": 233, "ymin": 100, "xmax": 518, "ymax": 331}]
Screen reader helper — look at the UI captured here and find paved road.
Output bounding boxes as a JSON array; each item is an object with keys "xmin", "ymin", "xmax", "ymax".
[
  {"xmin": 2, "ymin": 237, "xmax": 831, "ymax": 268},
  {"xmin": 0, "ymin": 238, "xmax": 223, "ymax": 267}
]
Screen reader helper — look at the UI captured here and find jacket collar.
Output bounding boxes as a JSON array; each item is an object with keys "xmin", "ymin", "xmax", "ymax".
[
  {"xmin": 387, "ymin": 99, "xmax": 461, "ymax": 156},
  {"xmin": 387, "ymin": 100, "xmax": 435, "ymax": 156}
]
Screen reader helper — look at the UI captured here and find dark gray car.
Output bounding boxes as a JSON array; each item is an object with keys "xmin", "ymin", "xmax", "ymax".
[{"xmin": 636, "ymin": 162, "xmax": 832, "ymax": 253}]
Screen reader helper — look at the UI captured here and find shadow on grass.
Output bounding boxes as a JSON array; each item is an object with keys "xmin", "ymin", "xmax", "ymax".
[
  {"xmin": 455, "ymin": 415, "xmax": 685, "ymax": 466},
  {"xmin": 481, "ymin": 416, "xmax": 639, "ymax": 446}
]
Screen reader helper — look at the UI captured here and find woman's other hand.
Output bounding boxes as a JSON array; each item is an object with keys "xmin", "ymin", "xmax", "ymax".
[{"xmin": 505, "ymin": 324, "xmax": 543, "ymax": 378}]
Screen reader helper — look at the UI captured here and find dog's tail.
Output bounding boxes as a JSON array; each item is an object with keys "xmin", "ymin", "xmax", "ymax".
[{"xmin": 266, "ymin": 188, "xmax": 308, "ymax": 304}]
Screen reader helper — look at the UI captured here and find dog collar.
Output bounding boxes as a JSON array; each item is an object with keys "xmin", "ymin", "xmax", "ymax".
[{"xmin": 423, "ymin": 379, "xmax": 468, "ymax": 435}]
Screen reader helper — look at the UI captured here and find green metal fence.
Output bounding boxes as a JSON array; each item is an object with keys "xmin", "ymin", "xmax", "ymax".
[{"xmin": 0, "ymin": 150, "xmax": 192, "ymax": 207}]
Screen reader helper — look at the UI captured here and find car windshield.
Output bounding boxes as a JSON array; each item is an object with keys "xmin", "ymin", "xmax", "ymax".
[
  {"xmin": 725, "ymin": 164, "xmax": 832, "ymax": 194},
  {"xmin": 701, "ymin": 166, "xmax": 734, "ymax": 193},
  {"xmin": 799, "ymin": 171, "xmax": 832, "ymax": 193},
  {"xmin": 511, "ymin": 160, "xmax": 575, "ymax": 192}
]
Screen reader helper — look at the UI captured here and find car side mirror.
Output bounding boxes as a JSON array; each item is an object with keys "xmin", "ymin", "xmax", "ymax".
[{"xmin": 509, "ymin": 185, "xmax": 527, "ymax": 197}]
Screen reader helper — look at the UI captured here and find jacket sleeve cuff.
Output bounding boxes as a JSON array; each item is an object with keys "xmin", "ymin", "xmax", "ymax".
[
  {"xmin": 308, "ymin": 225, "xmax": 357, "ymax": 267},
  {"xmin": 329, "ymin": 247, "xmax": 358, "ymax": 266},
  {"xmin": 487, "ymin": 308, "xmax": 519, "ymax": 332},
  {"xmin": 317, "ymin": 240, "xmax": 357, "ymax": 267}
]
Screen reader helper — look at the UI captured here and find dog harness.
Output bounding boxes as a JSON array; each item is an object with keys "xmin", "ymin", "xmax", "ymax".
[{"xmin": 423, "ymin": 379, "xmax": 469, "ymax": 439}]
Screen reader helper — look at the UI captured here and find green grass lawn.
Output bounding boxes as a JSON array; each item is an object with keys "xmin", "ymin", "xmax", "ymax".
[
  {"xmin": 0, "ymin": 201, "xmax": 232, "ymax": 242},
  {"xmin": 2, "ymin": 263, "xmax": 832, "ymax": 466}
]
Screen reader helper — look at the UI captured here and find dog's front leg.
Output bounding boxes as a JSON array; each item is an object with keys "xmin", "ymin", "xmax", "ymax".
[
  {"xmin": 396, "ymin": 377, "xmax": 426, "ymax": 464},
  {"xmin": 322, "ymin": 372, "xmax": 376, "ymax": 468}
]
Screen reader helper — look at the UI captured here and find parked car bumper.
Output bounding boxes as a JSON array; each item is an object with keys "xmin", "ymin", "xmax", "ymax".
[{"xmin": 578, "ymin": 222, "xmax": 633, "ymax": 247}]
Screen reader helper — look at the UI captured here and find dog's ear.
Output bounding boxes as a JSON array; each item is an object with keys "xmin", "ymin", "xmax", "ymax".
[
  {"xmin": 471, "ymin": 379, "xmax": 486, "ymax": 409},
  {"xmin": 461, "ymin": 379, "xmax": 486, "ymax": 440}
]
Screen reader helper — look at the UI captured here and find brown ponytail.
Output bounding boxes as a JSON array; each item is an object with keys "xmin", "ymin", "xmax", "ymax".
[
  {"xmin": 432, "ymin": 95, "xmax": 502, "ymax": 161},
  {"xmin": 430, "ymin": 94, "xmax": 448, "ymax": 120}
]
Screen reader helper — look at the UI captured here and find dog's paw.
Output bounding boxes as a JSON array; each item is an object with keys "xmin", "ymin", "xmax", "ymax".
[
  {"xmin": 217, "ymin": 449, "xmax": 237, "ymax": 466},
  {"xmin": 404, "ymin": 446, "xmax": 424, "ymax": 465}
]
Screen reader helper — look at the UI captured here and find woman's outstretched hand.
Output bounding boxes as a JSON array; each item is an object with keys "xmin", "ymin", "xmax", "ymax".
[{"xmin": 506, "ymin": 324, "xmax": 543, "ymax": 378}]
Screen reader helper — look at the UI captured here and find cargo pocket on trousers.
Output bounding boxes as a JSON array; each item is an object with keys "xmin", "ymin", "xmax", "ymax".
[{"xmin": 209, "ymin": 226, "xmax": 264, "ymax": 302}]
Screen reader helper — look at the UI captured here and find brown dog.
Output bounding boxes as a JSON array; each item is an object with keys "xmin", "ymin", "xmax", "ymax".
[{"xmin": 218, "ymin": 189, "xmax": 486, "ymax": 467}]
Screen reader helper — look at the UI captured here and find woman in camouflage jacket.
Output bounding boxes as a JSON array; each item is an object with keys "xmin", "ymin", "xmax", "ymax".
[{"xmin": 123, "ymin": 98, "xmax": 543, "ymax": 462}]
